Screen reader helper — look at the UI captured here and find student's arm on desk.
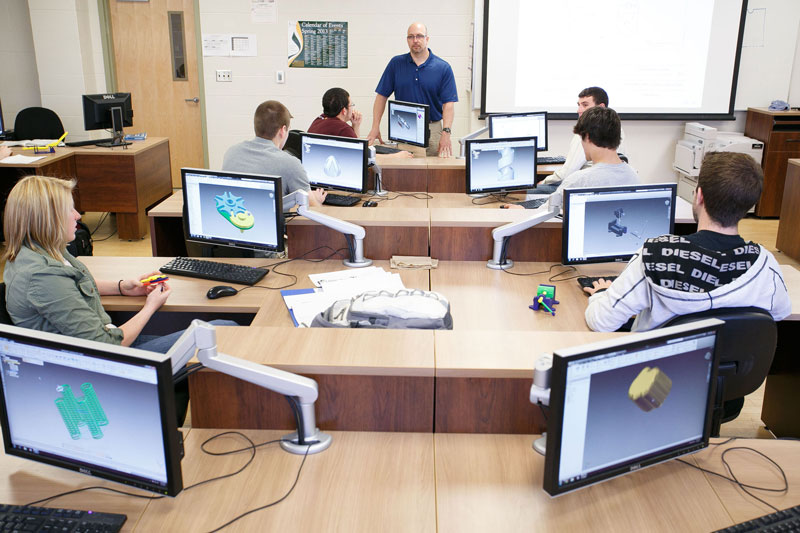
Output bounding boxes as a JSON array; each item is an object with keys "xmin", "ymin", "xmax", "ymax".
[{"xmin": 585, "ymin": 253, "xmax": 647, "ymax": 332}]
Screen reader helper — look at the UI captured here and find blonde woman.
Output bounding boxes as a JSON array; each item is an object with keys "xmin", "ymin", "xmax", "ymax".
[{"xmin": 3, "ymin": 175, "xmax": 234, "ymax": 353}]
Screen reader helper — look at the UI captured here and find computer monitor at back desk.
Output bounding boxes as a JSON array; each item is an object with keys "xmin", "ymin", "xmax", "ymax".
[{"xmin": 299, "ymin": 133, "xmax": 369, "ymax": 194}]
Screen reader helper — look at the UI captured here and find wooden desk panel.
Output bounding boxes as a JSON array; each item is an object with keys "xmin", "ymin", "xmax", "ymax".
[
  {"xmin": 776, "ymin": 159, "xmax": 800, "ymax": 261},
  {"xmin": 435, "ymin": 434, "xmax": 736, "ymax": 533},
  {"xmin": 137, "ymin": 430, "xmax": 436, "ymax": 532},
  {"xmin": 190, "ymin": 327, "xmax": 435, "ymax": 432}
]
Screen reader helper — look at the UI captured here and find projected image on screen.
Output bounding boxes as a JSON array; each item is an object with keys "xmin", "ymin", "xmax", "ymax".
[
  {"xmin": 580, "ymin": 348, "xmax": 713, "ymax": 472},
  {"xmin": 470, "ymin": 145, "xmax": 536, "ymax": 191},
  {"xmin": 390, "ymin": 109, "xmax": 423, "ymax": 144},
  {"xmin": 197, "ymin": 183, "xmax": 278, "ymax": 246},
  {"xmin": 581, "ymin": 198, "xmax": 672, "ymax": 257},
  {"xmin": 1, "ymin": 356, "xmax": 167, "ymax": 482},
  {"xmin": 302, "ymin": 141, "xmax": 364, "ymax": 190}
]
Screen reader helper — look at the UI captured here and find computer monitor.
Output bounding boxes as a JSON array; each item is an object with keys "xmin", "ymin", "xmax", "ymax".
[
  {"xmin": 181, "ymin": 168, "xmax": 284, "ymax": 253},
  {"xmin": 466, "ymin": 136, "xmax": 538, "ymax": 195},
  {"xmin": 82, "ymin": 93, "xmax": 134, "ymax": 147},
  {"xmin": 543, "ymin": 319, "xmax": 721, "ymax": 497},
  {"xmin": 0, "ymin": 324, "xmax": 184, "ymax": 496},
  {"xmin": 488, "ymin": 111, "xmax": 548, "ymax": 151},
  {"xmin": 387, "ymin": 100, "xmax": 430, "ymax": 148},
  {"xmin": 562, "ymin": 183, "xmax": 677, "ymax": 265},
  {"xmin": 299, "ymin": 133, "xmax": 369, "ymax": 193}
]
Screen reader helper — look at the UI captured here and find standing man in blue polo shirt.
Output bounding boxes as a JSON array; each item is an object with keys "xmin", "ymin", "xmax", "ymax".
[{"xmin": 367, "ymin": 22, "xmax": 458, "ymax": 157}]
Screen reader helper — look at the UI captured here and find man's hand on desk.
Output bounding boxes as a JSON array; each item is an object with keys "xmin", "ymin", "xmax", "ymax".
[
  {"xmin": 367, "ymin": 127, "xmax": 383, "ymax": 146},
  {"xmin": 438, "ymin": 131, "xmax": 453, "ymax": 158},
  {"xmin": 583, "ymin": 278, "xmax": 613, "ymax": 295},
  {"xmin": 309, "ymin": 188, "xmax": 327, "ymax": 206},
  {"xmin": 0, "ymin": 146, "xmax": 11, "ymax": 160}
]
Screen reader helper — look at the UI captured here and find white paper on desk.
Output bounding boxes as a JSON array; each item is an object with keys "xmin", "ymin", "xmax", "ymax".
[
  {"xmin": 319, "ymin": 272, "xmax": 406, "ymax": 298},
  {"xmin": 0, "ymin": 154, "xmax": 46, "ymax": 164},
  {"xmin": 1, "ymin": 139, "xmax": 57, "ymax": 147},
  {"xmin": 284, "ymin": 292, "xmax": 339, "ymax": 328},
  {"xmin": 308, "ymin": 266, "xmax": 379, "ymax": 287}
]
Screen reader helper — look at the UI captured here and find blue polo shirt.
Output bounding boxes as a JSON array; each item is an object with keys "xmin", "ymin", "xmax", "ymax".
[{"xmin": 375, "ymin": 49, "xmax": 458, "ymax": 123}]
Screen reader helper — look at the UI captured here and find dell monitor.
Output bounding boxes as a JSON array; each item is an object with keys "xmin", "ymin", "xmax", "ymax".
[
  {"xmin": 562, "ymin": 183, "xmax": 677, "ymax": 265},
  {"xmin": 543, "ymin": 319, "xmax": 721, "ymax": 497},
  {"xmin": 182, "ymin": 168, "xmax": 285, "ymax": 253},
  {"xmin": 387, "ymin": 100, "xmax": 430, "ymax": 148},
  {"xmin": 0, "ymin": 324, "xmax": 184, "ymax": 496},
  {"xmin": 488, "ymin": 111, "xmax": 548, "ymax": 151},
  {"xmin": 299, "ymin": 133, "xmax": 369, "ymax": 193},
  {"xmin": 82, "ymin": 93, "xmax": 134, "ymax": 147},
  {"xmin": 466, "ymin": 136, "xmax": 538, "ymax": 195}
]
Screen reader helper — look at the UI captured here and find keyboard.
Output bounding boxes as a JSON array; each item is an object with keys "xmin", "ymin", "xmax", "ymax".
[
  {"xmin": 160, "ymin": 257, "xmax": 268, "ymax": 286},
  {"xmin": 65, "ymin": 138, "xmax": 115, "ymax": 147},
  {"xmin": 516, "ymin": 198, "xmax": 549, "ymax": 210},
  {"xmin": 373, "ymin": 145, "xmax": 402, "ymax": 155},
  {"xmin": 537, "ymin": 155, "xmax": 566, "ymax": 165},
  {"xmin": 713, "ymin": 505, "xmax": 800, "ymax": 532},
  {"xmin": 0, "ymin": 503, "xmax": 126, "ymax": 532},
  {"xmin": 323, "ymin": 193, "xmax": 361, "ymax": 207},
  {"xmin": 577, "ymin": 275, "xmax": 619, "ymax": 291}
]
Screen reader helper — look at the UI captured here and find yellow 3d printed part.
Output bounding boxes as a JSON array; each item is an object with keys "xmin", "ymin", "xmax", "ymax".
[{"xmin": 628, "ymin": 366, "xmax": 672, "ymax": 412}]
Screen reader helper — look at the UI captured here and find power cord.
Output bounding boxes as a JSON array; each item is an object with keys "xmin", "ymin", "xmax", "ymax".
[
  {"xmin": 235, "ymin": 246, "xmax": 349, "ymax": 291},
  {"xmin": 677, "ymin": 442, "xmax": 790, "ymax": 512}
]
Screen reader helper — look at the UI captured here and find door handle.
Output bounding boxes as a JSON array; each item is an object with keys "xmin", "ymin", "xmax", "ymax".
[{"xmin": 185, "ymin": 97, "xmax": 200, "ymax": 103}]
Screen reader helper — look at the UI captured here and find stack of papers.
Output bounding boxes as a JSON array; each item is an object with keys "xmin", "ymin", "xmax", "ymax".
[
  {"xmin": 1, "ymin": 139, "xmax": 62, "ymax": 147},
  {"xmin": 282, "ymin": 267, "xmax": 406, "ymax": 327},
  {"xmin": 0, "ymin": 154, "xmax": 46, "ymax": 164}
]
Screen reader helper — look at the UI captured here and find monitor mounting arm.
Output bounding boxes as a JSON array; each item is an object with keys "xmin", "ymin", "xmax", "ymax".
[
  {"xmin": 368, "ymin": 146, "xmax": 387, "ymax": 196},
  {"xmin": 487, "ymin": 206, "xmax": 559, "ymax": 270},
  {"xmin": 168, "ymin": 320, "xmax": 332, "ymax": 455},
  {"xmin": 529, "ymin": 354, "xmax": 552, "ymax": 456},
  {"xmin": 283, "ymin": 190, "xmax": 372, "ymax": 268},
  {"xmin": 458, "ymin": 126, "xmax": 489, "ymax": 159}
]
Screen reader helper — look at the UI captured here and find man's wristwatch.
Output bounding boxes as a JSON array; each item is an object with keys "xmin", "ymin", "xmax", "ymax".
[{"xmin": 442, "ymin": 127, "xmax": 452, "ymax": 134}]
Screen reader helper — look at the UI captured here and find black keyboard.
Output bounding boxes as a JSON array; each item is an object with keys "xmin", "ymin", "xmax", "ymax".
[
  {"xmin": 713, "ymin": 505, "xmax": 800, "ymax": 532},
  {"xmin": 65, "ymin": 138, "xmax": 115, "ymax": 147},
  {"xmin": 537, "ymin": 155, "xmax": 566, "ymax": 165},
  {"xmin": 373, "ymin": 145, "xmax": 402, "ymax": 155},
  {"xmin": 0, "ymin": 503, "xmax": 126, "ymax": 532},
  {"xmin": 577, "ymin": 275, "xmax": 619, "ymax": 291},
  {"xmin": 516, "ymin": 198, "xmax": 549, "ymax": 210},
  {"xmin": 323, "ymin": 193, "xmax": 360, "ymax": 207},
  {"xmin": 160, "ymin": 257, "xmax": 268, "ymax": 286}
]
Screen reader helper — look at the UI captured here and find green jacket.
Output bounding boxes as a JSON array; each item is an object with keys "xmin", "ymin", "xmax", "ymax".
[{"xmin": 4, "ymin": 245, "xmax": 124, "ymax": 344}]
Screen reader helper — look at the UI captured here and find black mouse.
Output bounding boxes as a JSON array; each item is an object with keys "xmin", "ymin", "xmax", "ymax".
[
  {"xmin": 363, "ymin": 200, "xmax": 378, "ymax": 207},
  {"xmin": 206, "ymin": 285, "xmax": 238, "ymax": 299}
]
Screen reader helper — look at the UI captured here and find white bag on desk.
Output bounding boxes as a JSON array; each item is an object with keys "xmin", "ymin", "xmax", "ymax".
[{"xmin": 310, "ymin": 289, "xmax": 453, "ymax": 329}]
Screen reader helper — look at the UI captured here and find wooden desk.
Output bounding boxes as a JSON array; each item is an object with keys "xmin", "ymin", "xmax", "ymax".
[
  {"xmin": 135, "ymin": 429, "xmax": 437, "ymax": 532},
  {"xmin": 0, "ymin": 138, "xmax": 172, "ymax": 240},
  {"xmin": 435, "ymin": 434, "xmax": 800, "ymax": 533},
  {"xmin": 147, "ymin": 191, "xmax": 429, "ymax": 259},
  {"xmin": 776, "ymin": 159, "xmax": 800, "ymax": 261}
]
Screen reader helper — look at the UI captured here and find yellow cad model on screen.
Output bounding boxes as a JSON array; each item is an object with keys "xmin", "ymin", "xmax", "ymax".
[{"xmin": 629, "ymin": 366, "xmax": 672, "ymax": 412}]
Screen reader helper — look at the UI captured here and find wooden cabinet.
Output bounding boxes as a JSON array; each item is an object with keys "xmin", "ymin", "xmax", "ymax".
[
  {"xmin": 776, "ymin": 159, "xmax": 800, "ymax": 262},
  {"xmin": 745, "ymin": 108, "xmax": 800, "ymax": 217}
]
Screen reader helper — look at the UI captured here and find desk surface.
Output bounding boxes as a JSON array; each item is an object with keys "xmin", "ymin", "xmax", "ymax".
[
  {"xmin": 2, "ymin": 430, "xmax": 795, "ymax": 532},
  {"xmin": 0, "ymin": 137, "xmax": 168, "ymax": 167}
]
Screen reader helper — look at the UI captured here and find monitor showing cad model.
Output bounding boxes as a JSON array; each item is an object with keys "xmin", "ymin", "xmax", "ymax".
[
  {"xmin": 488, "ymin": 112, "xmax": 548, "ymax": 151},
  {"xmin": 388, "ymin": 100, "xmax": 429, "ymax": 147},
  {"xmin": 182, "ymin": 168, "xmax": 283, "ymax": 253},
  {"xmin": 0, "ymin": 325, "xmax": 183, "ymax": 495},
  {"xmin": 300, "ymin": 133, "xmax": 368, "ymax": 193},
  {"xmin": 543, "ymin": 320, "xmax": 719, "ymax": 496},
  {"xmin": 466, "ymin": 136, "xmax": 538, "ymax": 194},
  {"xmin": 562, "ymin": 184, "xmax": 677, "ymax": 265}
]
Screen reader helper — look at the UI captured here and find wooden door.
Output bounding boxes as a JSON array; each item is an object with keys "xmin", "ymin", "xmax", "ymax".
[{"xmin": 109, "ymin": 0, "xmax": 203, "ymax": 187}]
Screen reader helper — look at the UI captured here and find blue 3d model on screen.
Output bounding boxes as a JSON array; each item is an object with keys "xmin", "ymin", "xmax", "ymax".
[{"xmin": 215, "ymin": 191, "xmax": 255, "ymax": 232}]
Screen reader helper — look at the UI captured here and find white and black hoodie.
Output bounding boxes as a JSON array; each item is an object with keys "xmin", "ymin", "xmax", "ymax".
[{"xmin": 585, "ymin": 231, "xmax": 791, "ymax": 332}]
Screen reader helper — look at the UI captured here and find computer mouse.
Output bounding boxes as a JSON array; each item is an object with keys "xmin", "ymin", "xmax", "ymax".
[
  {"xmin": 363, "ymin": 200, "xmax": 378, "ymax": 207},
  {"xmin": 206, "ymin": 285, "xmax": 238, "ymax": 299},
  {"xmin": 499, "ymin": 204, "xmax": 509, "ymax": 209}
]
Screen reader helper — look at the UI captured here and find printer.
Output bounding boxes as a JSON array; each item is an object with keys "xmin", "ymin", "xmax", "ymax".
[{"xmin": 673, "ymin": 122, "xmax": 764, "ymax": 203}]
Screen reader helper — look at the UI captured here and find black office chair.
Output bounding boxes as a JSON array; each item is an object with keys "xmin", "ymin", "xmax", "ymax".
[
  {"xmin": 0, "ymin": 283, "xmax": 13, "ymax": 326},
  {"xmin": 660, "ymin": 307, "xmax": 777, "ymax": 436},
  {"xmin": 283, "ymin": 129, "xmax": 304, "ymax": 160},
  {"xmin": 13, "ymin": 107, "xmax": 65, "ymax": 140}
]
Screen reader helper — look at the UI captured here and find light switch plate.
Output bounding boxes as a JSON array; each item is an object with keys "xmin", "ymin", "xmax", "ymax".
[{"xmin": 216, "ymin": 70, "xmax": 232, "ymax": 82}]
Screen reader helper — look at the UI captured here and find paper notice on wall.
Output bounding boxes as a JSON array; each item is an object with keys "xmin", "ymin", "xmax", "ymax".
[
  {"xmin": 230, "ymin": 35, "xmax": 257, "ymax": 56},
  {"xmin": 251, "ymin": 0, "xmax": 276, "ymax": 23},
  {"xmin": 288, "ymin": 21, "xmax": 348, "ymax": 68},
  {"xmin": 202, "ymin": 34, "xmax": 229, "ymax": 56}
]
